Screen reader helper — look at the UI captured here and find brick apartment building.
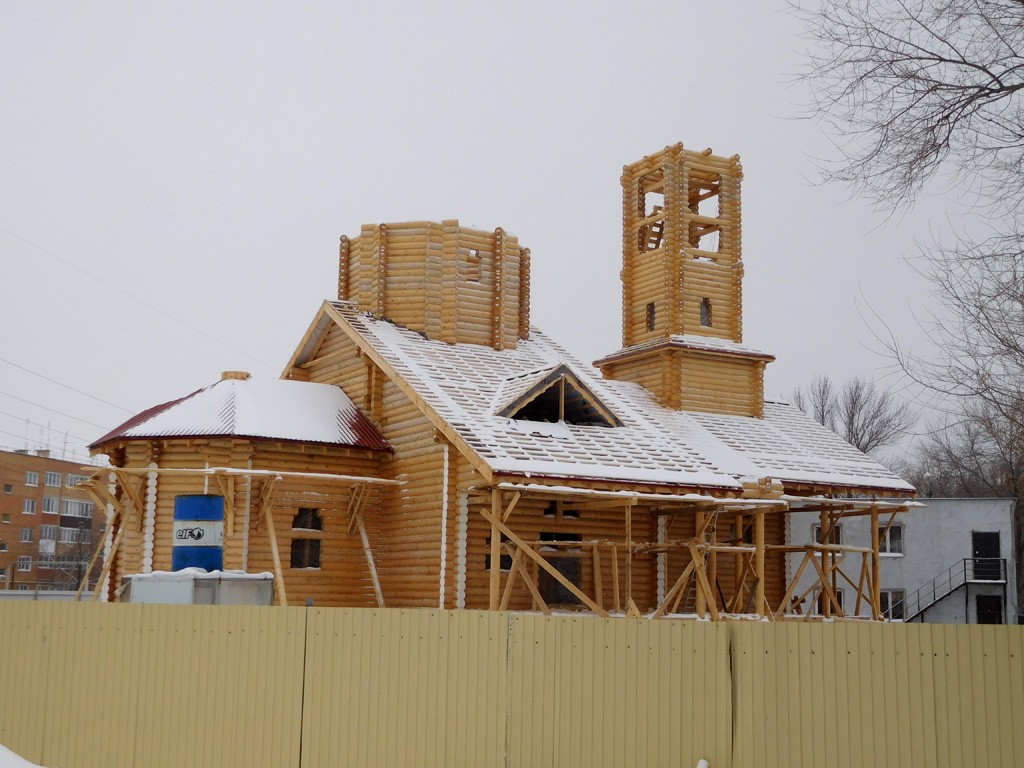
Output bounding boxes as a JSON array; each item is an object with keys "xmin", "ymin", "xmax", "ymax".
[{"xmin": 0, "ymin": 448, "xmax": 104, "ymax": 591}]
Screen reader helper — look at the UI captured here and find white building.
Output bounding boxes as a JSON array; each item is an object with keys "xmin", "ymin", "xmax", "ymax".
[{"xmin": 788, "ymin": 498, "xmax": 1016, "ymax": 624}]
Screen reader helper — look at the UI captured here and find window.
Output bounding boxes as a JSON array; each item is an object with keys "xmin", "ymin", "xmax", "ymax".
[
  {"xmin": 61, "ymin": 499, "xmax": 94, "ymax": 517},
  {"xmin": 40, "ymin": 525, "xmax": 57, "ymax": 541},
  {"xmin": 290, "ymin": 508, "xmax": 322, "ymax": 569},
  {"xmin": 59, "ymin": 528, "xmax": 78, "ymax": 544},
  {"xmin": 17, "ymin": 556, "xmax": 31, "ymax": 571},
  {"xmin": 20, "ymin": 528, "xmax": 33, "ymax": 543},
  {"xmin": 645, "ymin": 302, "xmax": 656, "ymax": 331},
  {"xmin": 466, "ymin": 249, "xmax": 481, "ymax": 282},
  {"xmin": 17, "ymin": 584, "xmax": 29, "ymax": 591},
  {"xmin": 880, "ymin": 589, "xmax": 906, "ymax": 620},
  {"xmin": 2, "ymin": 513, "xmax": 9, "ymax": 524},
  {"xmin": 700, "ymin": 298, "xmax": 712, "ymax": 327},
  {"xmin": 44, "ymin": 472, "xmax": 61, "ymax": 487},
  {"xmin": 80, "ymin": 529, "xmax": 91, "ymax": 545},
  {"xmin": 292, "ymin": 508, "xmax": 323, "ymax": 531},
  {"xmin": 499, "ymin": 364, "xmax": 620, "ymax": 428},
  {"xmin": 42, "ymin": 496, "xmax": 59, "ymax": 514},
  {"xmin": 0, "ymin": 542, "xmax": 6, "ymax": 552},
  {"xmin": 816, "ymin": 588, "xmax": 844, "ymax": 615},
  {"xmin": 484, "ymin": 534, "xmax": 512, "ymax": 571},
  {"xmin": 879, "ymin": 524, "xmax": 904, "ymax": 555},
  {"xmin": 22, "ymin": 499, "xmax": 35, "ymax": 515},
  {"xmin": 812, "ymin": 523, "xmax": 842, "ymax": 546},
  {"xmin": 3, "ymin": 483, "xmax": 11, "ymax": 494},
  {"xmin": 66, "ymin": 474, "xmax": 89, "ymax": 488},
  {"xmin": 290, "ymin": 539, "xmax": 321, "ymax": 569},
  {"xmin": 538, "ymin": 531, "xmax": 583, "ymax": 606},
  {"xmin": 25, "ymin": 472, "xmax": 38, "ymax": 487},
  {"xmin": 542, "ymin": 500, "xmax": 579, "ymax": 520}
]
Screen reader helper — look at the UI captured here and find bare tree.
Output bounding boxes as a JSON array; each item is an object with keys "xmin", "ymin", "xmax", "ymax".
[
  {"xmin": 792, "ymin": 374, "xmax": 916, "ymax": 454},
  {"xmin": 796, "ymin": 0, "xmax": 1024, "ymax": 212},
  {"xmin": 798, "ymin": 0, "xmax": 1024, "ymax": 610}
]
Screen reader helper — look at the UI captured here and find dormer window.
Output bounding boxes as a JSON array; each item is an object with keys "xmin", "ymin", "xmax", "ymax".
[{"xmin": 497, "ymin": 364, "xmax": 621, "ymax": 428}]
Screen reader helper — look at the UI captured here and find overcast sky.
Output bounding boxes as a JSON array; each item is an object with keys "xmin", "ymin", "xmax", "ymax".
[{"xmin": 1, "ymin": 2, "xmax": 954, "ymax": 466}]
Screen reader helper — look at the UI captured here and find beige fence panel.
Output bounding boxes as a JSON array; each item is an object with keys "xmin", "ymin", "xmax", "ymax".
[
  {"xmin": 0, "ymin": 603, "xmax": 57, "ymax": 763},
  {"xmin": 506, "ymin": 614, "xmax": 732, "ymax": 768},
  {"xmin": 731, "ymin": 622, "xmax": 1024, "ymax": 768},
  {"xmin": 0, "ymin": 603, "xmax": 307, "ymax": 768},
  {"xmin": 5, "ymin": 604, "xmax": 1024, "ymax": 768},
  {"xmin": 300, "ymin": 607, "xmax": 508, "ymax": 768}
]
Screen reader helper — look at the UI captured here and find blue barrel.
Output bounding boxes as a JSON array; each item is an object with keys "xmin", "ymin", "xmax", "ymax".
[{"xmin": 172, "ymin": 495, "xmax": 225, "ymax": 571}]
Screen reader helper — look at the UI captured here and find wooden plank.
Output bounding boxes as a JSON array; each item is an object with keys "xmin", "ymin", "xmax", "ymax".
[{"xmin": 479, "ymin": 506, "xmax": 609, "ymax": 617}]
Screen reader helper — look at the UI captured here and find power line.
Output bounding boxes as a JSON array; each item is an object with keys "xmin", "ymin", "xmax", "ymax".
[
  {"xmin": 0, "ymin": 390, "xmax": 111, "ymax": 430},
  {"xmin": 0, "ymin": 409, "xmax": 94, "ymax": 446},
  {"xmin": 0, "ymin": 224, "xmax": 278, "ymax": 372},
  {"xmin": 0, "ymin": 356, "xmax": 132, "ymax": 414}
]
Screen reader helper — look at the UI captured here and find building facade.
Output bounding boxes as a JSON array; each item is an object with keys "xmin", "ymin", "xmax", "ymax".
[
  {"xmin": 788, "ymin": 498, "xmax": 1016, "ymax": 623},
  {"xmin": 0, "ymin": 448, "xmax": 104, "ymax": 591},
  {"xmin": 85, "ymin": 143, "xmax": 915, "ymax": 618}
]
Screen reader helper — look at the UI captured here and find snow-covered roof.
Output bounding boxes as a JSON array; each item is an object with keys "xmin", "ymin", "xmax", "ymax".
[
  {"xmin": 92, "ymin": 376, "xmax": 391, "ymax": 452},
  {"xmin": 313, "ymin": 302, "xmax": 912, "ymax": 493},
  {"xmin": 596, "ymin": 333, "xmax": 775, "ymax": 364}
]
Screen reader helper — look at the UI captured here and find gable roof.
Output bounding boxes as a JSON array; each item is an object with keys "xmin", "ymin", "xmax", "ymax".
[
  {"xmin": 494, "ymin": 363, "xmax": 622, "ymax": 427},
  {"xmin": 92, "ymin": 376, "xmax": 391, "ymax": 452},
  {"xmin": 293, "ymin": 301, "xmax": 912, "ymax": 494}
]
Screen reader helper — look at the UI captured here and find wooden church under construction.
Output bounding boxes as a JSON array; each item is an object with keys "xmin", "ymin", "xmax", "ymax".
[{"xmin": 85, "ymin": 143, "xmax": 915, "ymax": 620}]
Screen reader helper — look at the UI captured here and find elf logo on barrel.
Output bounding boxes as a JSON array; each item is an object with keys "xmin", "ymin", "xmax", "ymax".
[{"xmin": 172, "ymin": 495, "xmax": 225, "ymax": 571}]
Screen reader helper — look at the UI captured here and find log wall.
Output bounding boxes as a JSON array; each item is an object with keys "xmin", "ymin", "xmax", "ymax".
[
  {"xmin": 107, "ymin": 439, "xmax": 385, "ymax": 607},
  {"xmin": 340, "ymin": 220, "xmax": 529, "ymax": 350}
]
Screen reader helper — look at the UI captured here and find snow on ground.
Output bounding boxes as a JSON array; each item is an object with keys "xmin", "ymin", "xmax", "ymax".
[{"xmin": 0, "ymin": 744, "xmax": 49, "ymax": 768}]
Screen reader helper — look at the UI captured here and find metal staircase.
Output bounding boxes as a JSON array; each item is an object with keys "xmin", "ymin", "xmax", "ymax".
[{"xmin": 892, "ymin": 558, "xmax": 1006, "ymax": 621}]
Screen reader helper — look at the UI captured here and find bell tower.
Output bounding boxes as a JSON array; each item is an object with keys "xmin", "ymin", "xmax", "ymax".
[{"xmin": 596, "ymin": 143, "xmax": 773, "ymax": 417}]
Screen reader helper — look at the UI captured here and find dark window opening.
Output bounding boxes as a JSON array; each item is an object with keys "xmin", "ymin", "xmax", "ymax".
[
  {"xmin": 976, "ymin": 594, "xmax": 1004, "ymax": 624},
  {"xmin": 542, "ymin": 501, "xmax": 579, "ymax": 520},
  {"xmin": 513, "ymin": 380, "xmax": 613, "ymax": 427},
  {"xmin": 2, "ymin": 484, "xmax": 11, "ymax": 494},
  {"xmin": 645, "ymin": 302, "xmax": 656, "ymax": 331},
  {"xmin": 700, "ymin": 298, "xmax": 712, "ymax": 327},
  {"xmin": 880, "ymin": 589, "xmax": 906, "ymax": 620},
  {"xmin": 816, "ymin": 588, "xmax": 844, "ymax": 616},
  {"xmin": 293, "ymin": 508, "xmax": 323, "ymax": 531},
  {"xmin": 538, "ymin": 531, "xmax": 582, "ymax": 606},
  {"xmin": 290, "ymin": 539, "xmax": 321, "ymax": 569},
  {"xmin": 484, "ymin": 533, "xmax": 513, "ymax": 571}
]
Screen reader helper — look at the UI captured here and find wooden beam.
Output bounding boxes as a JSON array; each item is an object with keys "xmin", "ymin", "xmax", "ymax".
[
  {"xmin": 480, "ymin": 506, "xmax": 610, "ymax": 617},
  {"xmin": 687, "ymin": 542, "xmax": 720, "ymax": 621},
  {"xmin": 625, "ymin": 504, "xmax": 633, "ymax": 609},
  {"xmin": 501, "ymin": 491, "xmax": 521, "ymax": 523},
  {"xmin": 489, "ymin": 489, "xmax": 501, "ymax": 610},
  {"xmin": 90, "ymin": 503, "xmax": 134, "ymax": 602},
  {"xmin": 870, "ymin": 503, "xmax": 881, "ymax": 620},
  {"xmin": 652, "ymin": 560, "xmax": 696, "ymax": 619},
  {"xmin": 754, "ymin": 509, "xmax": 766, "ymax": 617},
  {"xmin": 592, "ymin": 546, "xmax": 604, "ymax": 610},
  {"xmin": 263, "ymin": 503, "xmax": 288, "ymax": 607},
  {"xmin": 499, "ymin": 547, "xmax": 524, "ymax": 610},
  {"xmin": 513, "ymin": 555, "xmax": 550, "ymax": 615},
  {"xmin": 773, "ymin": 552, "xmax": 814, "ymax": 620},
  {"xmin": 354, "ymin": 512, "xmax": 384, "ymax": 608}
]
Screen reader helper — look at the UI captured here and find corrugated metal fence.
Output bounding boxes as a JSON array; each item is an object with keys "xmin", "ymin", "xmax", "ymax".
[{"xmin": 1, "ymin": 604, "xmax": 1022, "ymax": 767}]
